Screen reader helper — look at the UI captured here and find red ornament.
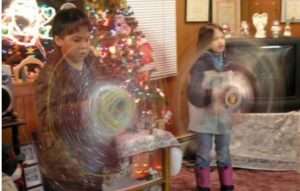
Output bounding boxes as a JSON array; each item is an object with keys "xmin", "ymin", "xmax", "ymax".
[{"xmin": 139, "ymin": 43, "xmax": 153, "ymax": 65}]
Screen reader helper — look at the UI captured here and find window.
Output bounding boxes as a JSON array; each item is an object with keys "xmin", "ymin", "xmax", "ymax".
[{"xmin": 127, "ymin": 0, "xmax": 177, "ymax": 79}]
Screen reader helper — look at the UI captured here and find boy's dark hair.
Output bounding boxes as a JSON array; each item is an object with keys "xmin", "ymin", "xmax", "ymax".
[
  {"xmin": 51, "ymin": 8, "xmax": 91, "ymax": 37},
  {"xmin": 197, "ymin": 23, "xmax": 224, "ymax": 50}
]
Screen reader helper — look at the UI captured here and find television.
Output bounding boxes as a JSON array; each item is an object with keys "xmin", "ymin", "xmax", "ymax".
[{"xmin": 226, "ymin": 37, "xmax": 300, "ymax": 112}]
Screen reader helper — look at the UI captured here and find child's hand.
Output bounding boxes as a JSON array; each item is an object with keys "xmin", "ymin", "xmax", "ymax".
[
  {"xmin": 202, "ymin": 70, "xmax": 221, "ymax": 89},
  {"xmin": 210, "ymin": 72, "xmax": 232, "ymax": 113},
  {"xmin": 211, "ymin": 88, "xmax": 226, "ymax": 113}
]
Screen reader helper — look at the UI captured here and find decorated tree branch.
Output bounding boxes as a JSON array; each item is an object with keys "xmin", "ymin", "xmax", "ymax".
[{"xmin": 85, "ymin": 2, "xmax": 172, "ymax": 131}]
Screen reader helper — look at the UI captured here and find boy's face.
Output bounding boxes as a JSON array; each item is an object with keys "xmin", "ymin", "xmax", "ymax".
[{"xmin": 55, "ymin": 26, "xmax": 90, "ymax": 64}]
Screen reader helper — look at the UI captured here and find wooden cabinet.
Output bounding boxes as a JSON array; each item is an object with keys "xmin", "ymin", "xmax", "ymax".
[
  {"xmin": 13, "ymin": 82, "xmax": 39, "ymax": 134},
  {"xmin": 3, "ymin": 82, "xmax": 38, "ymax": 145}
]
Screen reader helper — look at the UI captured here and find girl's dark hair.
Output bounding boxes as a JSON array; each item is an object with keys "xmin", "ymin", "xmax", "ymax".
[
  {"xmin": 197, "ymin": 23, "xmax": 223, "ymax": 50},
  {"xmin": 51, "ymin": 8, "xmax": 91, "ymax": 37}
]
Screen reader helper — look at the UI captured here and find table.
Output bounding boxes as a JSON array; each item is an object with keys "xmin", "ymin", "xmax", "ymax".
[
  {"xmin": 231, "ymin": 112, "xmax": 300, "ymax": 171},
  {"xmin": 103, "ymin": 129, "xmax": 179, "ymax": 191}
]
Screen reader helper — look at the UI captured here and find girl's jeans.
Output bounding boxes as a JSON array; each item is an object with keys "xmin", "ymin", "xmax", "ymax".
[{"xmin": 195, "ymin": 133, "xmax": 232, "ymax": 168}]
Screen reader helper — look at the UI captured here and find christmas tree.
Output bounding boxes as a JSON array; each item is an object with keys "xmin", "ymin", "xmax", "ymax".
[{"xmin": 85, "ymin": 0, "xmax": 172, "ymax": 131}]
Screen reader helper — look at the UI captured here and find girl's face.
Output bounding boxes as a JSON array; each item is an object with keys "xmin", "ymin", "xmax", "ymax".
[
  {"xmin": 55, "ymin": 26, "xmax": 91, "ymax": 64},
  {"xmin": 209, "ymin": 29, "xmax": 225, "ymax": 54}
]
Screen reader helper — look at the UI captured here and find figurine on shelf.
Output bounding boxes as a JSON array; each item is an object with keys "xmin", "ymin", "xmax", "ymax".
[
  {"xmin": 240, "ymin": 20, "xmax": 250, "ymax": 37},
  {"xmin": 283, "ymin": 22, "xmax": 292, "ymax": 37},
  {"xmin": 252, "ymin": 12, "xmax": 268, "ymax": 38},
  {"xmin": 271, "ymin": 20, "xmax": 281, "ymax": 38},
  {"xmin": 222, "ymin": 24, "xmax": 232, "ymax": 38},
  {"xmin": 13, "ymin": 55, "xmax": 44, "ymax": 83}
]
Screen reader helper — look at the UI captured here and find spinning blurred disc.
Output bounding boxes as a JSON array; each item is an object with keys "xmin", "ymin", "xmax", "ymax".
[
  {"xmin": 90, "ymin": 83, "xmax": 137, "ymax": 137},
  {"xmin": 220, "ymin": 70, "xmax": 255, "ymax": 112},
  {"xmin": 224, "ymin": 87, "xmax": 243, "ymax": 110}
]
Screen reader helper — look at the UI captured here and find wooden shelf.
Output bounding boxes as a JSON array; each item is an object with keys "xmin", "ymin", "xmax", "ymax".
[
  {"xmin": 103, "ymin": 147, "xmax": 172, "ymax": 191},
  {"xmin": 108, "ymin": 178, "xmax": 164, "ymax": 191}
]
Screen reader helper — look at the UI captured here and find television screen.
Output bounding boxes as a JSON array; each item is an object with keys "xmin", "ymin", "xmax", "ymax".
[{"xmin": 226, "ymin": 38, "xmax": 300, "ymax": 112}]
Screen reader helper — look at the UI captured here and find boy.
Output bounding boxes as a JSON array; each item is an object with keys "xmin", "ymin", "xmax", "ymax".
[{"xmin": 36, "ymin": 8, "xmax": 116, "ymax": 191}]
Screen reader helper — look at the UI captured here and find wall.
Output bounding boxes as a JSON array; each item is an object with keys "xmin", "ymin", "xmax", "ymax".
[{"xmin": 162, "ymin": 0, "xmax": 204, "ymax": 135}]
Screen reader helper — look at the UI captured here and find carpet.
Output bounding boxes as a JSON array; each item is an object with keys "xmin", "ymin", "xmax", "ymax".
[{"xmin": 171, "ymin": 167, "xmax": 300, "ymax": 191}]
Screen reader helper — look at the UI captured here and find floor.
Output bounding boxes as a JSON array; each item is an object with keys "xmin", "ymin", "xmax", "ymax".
[{"xmin": 171, "ymin": 167, "xmax": 300, "ymax": 191}]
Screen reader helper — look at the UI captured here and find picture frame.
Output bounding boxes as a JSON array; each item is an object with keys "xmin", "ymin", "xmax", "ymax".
[
  {"xmin": 20, "ymin": 144, "xmax": 38, "ymax": 165},
  {"xmin": 281, "ymin": 0, "xmax": 300, "ymax": 23},
  {"xmin": 186, "ymin": 0, "xmax": 211, "ymax": 22},
  {"xmin": 24, "ymin": 165, "xmax": 43, "ymax": 188},
  {"xmin": 212, "ymin": 0, "xmax": 241, "ymax": 35}
]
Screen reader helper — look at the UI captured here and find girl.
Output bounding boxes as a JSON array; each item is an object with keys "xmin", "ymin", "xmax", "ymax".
[{"xmin": 187, "ymin": 23, "xmax": 234, "ymax": 191}]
